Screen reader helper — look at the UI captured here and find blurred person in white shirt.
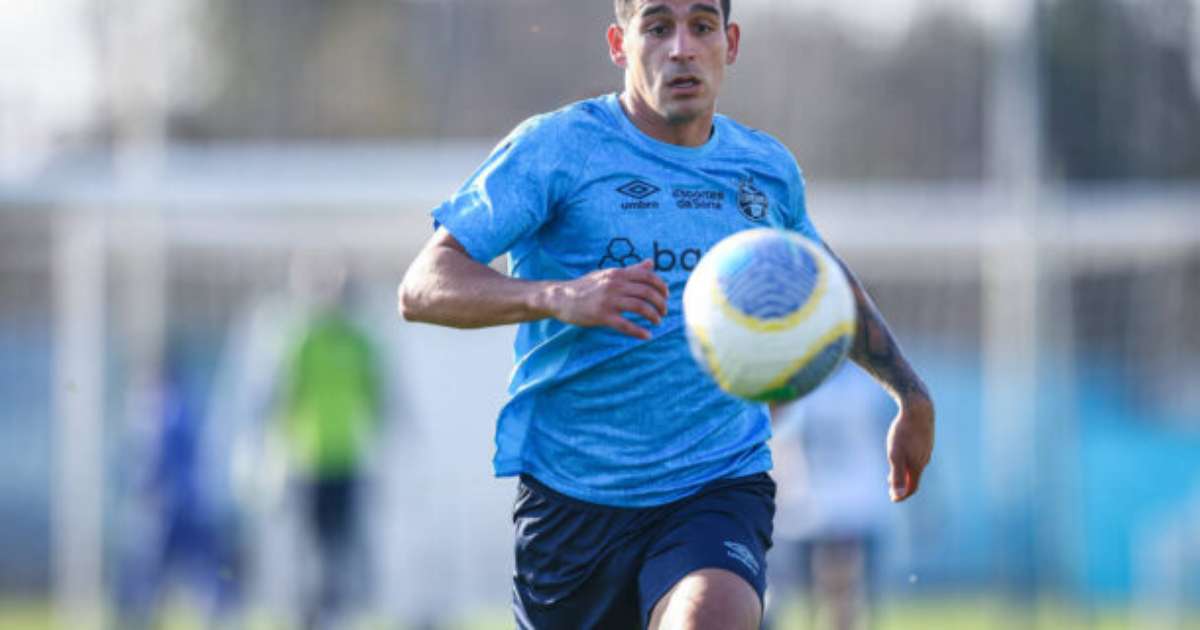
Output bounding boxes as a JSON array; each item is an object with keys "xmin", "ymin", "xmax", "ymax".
[{"xmin": 769, "ymin": 362, "xmax": 895, "ymax": 630}]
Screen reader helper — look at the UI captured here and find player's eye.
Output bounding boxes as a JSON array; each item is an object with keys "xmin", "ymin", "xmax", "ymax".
[
  {"xmin": 646, "ymin": 23, "xmax": 670, "ymax": 37},
  {"xmin": 694, "ymin": 22, "xmax": 716, "ymax": 34}
]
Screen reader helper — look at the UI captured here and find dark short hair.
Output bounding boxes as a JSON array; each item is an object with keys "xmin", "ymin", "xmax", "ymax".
[{"xmin": 614, "ymin": 0, "xmax": 731, "ymax": 26}]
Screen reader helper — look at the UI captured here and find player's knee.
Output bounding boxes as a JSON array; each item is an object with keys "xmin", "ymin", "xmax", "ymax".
[{"xmin": 650, "ymin": 569, "xmax": 761, "ymax": 630}]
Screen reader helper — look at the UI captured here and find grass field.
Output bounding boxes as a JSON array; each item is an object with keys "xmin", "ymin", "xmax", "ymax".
[
  {"xmin": 455, "ymin": 598, "xmax": 1192, "ymax": 630},
  {"xmin": 5, "ymin": 597, "xmax": 1194, "ymax": 630}
]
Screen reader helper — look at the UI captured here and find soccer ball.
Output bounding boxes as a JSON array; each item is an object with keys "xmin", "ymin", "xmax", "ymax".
[{"xmin": 683, "ymin": 228, "xmax": 857, "ymax": 403}]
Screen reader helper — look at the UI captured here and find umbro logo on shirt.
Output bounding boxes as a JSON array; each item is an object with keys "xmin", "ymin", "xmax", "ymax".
[
  {"xmin": 617, "ymin": 179, "xmax": 662, "ymax": 209},
  {"xmin": 616, "ymin": 179, "xmax": 661, "ymax": 200}
]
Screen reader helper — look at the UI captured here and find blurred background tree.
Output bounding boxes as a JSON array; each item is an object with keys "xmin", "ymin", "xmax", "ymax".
[
  {"xmin": 148, "ymin": 0, "xmax": 1200, "ymax": 182},
  {"xmin": 1042, "ymin": 0, "xmax": 1200, "ymax": 180}
]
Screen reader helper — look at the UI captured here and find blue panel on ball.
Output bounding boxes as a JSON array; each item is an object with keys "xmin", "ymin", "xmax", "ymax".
[
  {"xmin": 784, "ymin": 335, "xmax": 852, "ymax": 398},
  {"xmin": 717, "ymin": 236, "xmax": 819, "ymax": 320}
]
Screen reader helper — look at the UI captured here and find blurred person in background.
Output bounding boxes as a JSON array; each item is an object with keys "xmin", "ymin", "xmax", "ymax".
[
  {"xmin": 768, "ymin": 362, "xmax": 895, "ymax": 630},
  {"xmin": 116, "ymin": 346, "xmax": 242, "ymax": 630},
  {"xmin": 399, "ymin": 1, "xmax": 934, "ymax": 628},
  {"xmin": 278, "ymin": 252, "xmax": 383, "ymax": 630}
]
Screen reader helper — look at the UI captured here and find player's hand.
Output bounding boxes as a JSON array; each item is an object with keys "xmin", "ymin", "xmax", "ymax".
[
  {"xmin": 886, "ymin": 395, "xmax": 934, "ymax": 502},
  {"xmin": 544, "ymin": 260, "xmax": 669, "ymax": 340}
]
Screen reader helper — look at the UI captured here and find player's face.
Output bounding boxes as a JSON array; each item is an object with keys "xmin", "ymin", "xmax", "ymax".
[{"xmin": 609, "ymin": 1, "xmax": 740, "ymax": 127}]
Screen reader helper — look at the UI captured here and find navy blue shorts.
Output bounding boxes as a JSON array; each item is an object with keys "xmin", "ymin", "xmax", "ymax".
[{"xmin": 511, "ymin": 473, "xmax": 775, "ymax": 629}]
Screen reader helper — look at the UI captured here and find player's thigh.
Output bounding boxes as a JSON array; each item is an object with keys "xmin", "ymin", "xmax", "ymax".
[
  {"xmin": 648, "ymin": 568, "xmax": 761, "ymax": 630},
  {"xmin": 511, "ymin": 475, "xmax": 647, "ymax": 628},
  {"xmin": 638, "ymin": 473, "xmax": 775, "ymax": 628}
]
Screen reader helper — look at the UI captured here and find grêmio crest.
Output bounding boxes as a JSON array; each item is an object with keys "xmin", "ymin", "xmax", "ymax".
[{"xmin": 736, "ymin": 176, "xmax": 769, "ymax": 222}]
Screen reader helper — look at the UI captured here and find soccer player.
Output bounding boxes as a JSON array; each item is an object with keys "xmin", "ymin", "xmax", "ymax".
[{"xmin": 398, "ymin": 1, "xmax": 935, "ymax": 628}]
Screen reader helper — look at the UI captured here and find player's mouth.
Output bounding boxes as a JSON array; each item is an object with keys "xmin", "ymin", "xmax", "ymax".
[{"xmin": 667, "ymin": 75, "xmax": 703, "ymax": 96}]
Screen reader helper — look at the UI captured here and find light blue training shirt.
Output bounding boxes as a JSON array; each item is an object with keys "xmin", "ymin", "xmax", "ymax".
[{"xmin": 433, "ymin": 93, "xmax": 821, "ymax": 507}]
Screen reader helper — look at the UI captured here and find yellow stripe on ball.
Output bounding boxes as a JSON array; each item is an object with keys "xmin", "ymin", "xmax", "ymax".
[
  {"xmin": 689, "ymin": 321, "xmax": 728, "ymax": 391},
  {"xmin": 756, "ymin": 319, "xmax": 857, "ymax": 397}
]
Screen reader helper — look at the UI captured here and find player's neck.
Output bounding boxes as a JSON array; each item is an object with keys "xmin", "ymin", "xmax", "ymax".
[{"xmin": 618, "ymin": 92, "xmax": 714, "ymax": 148}]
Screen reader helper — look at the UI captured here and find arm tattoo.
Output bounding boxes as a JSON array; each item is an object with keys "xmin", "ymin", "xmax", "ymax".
[{"xmin": 830, "ymin": 252, "xmax": 930, "ymax": 404}]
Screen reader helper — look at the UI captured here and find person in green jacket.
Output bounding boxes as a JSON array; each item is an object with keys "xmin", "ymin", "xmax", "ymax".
[{"xmin": 280, "ymin": 256, "xmax": 382, "ymax": 630}]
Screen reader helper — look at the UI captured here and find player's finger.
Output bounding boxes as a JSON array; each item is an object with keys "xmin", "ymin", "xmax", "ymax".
[
  {"xmin": 893, "ymin": 454, "xmax": 926, "ymax": 502},
  {"xmin": 622, "ymin": 281, "xmax": 668, "ymax": 316},
  {"xmin": 888, "ymin": 468, "xmax": 902, "ymax": 502},
  {"xmin": 617, "ymin": 297, "xmax": 662, "ymax": 326},
  {"xmin": 623, "ymin": 261, "xmax": 670, "ymax": 299},
  {"xmin": 889, "ymin": 469, "xmax": 909, "ymax": 502},
  {"xmin": 888, "ymin": 453, "xmax": 907, "ymax": 502},
  {"xmin": 904, "ymin": 457, "xmax": 925, "ymax": 498},
  {"xmin": 606, "ymin": 314, "xmax": 652, "ymax": 341}
]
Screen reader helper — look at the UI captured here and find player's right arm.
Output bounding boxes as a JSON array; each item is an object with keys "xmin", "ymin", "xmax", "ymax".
[{"xmin": 399, "ymin": 227, "xmax": 669, "ymax": 340}]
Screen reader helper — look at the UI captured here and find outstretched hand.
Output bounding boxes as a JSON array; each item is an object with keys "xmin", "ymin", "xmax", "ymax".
[
  {"xmin": 886, "ymin": 396, "xmax": 935, "ymax": 502},
  {"xmin": 547, "ymin": 259, "xmax": 669, "ymax": 339}
]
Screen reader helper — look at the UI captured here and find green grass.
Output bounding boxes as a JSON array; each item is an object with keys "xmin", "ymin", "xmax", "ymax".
[
  {"xmin": 441, "ymin": 597, "xmax": 1198, "ymax": 630},
  {"xmin": 0, "ymin": 602, "xmax": 53, "ymax": 630},
  {"xmin": 0, "ymin": 601, "xmax": 397, "ymax": 630},
  {"xmin": 770, "ymin": 596, "xmax": 1191, "ymax": 630},
  {"xmin": 3, "ymin": 597, "xmax": 1195, "ymax": 630}
]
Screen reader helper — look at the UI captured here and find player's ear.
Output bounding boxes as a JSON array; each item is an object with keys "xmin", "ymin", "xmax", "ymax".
[
  {"xmin": 725, "ymin": 22, "xmax": 741, "ymax": 65},
  {"xmin": 607, "ymin": 23, "xmax": 628, "ymax": 68}
]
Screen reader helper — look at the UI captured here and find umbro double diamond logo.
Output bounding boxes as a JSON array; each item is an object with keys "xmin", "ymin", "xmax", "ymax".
[{"xmin": 616, "ymin": 179, "xmax": 661, "ymax": 200}]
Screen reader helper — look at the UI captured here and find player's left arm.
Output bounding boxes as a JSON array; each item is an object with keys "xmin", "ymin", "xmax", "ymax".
[{"xmin": 826, "ymin": 247, "xmax": 935, "ymax": 503}]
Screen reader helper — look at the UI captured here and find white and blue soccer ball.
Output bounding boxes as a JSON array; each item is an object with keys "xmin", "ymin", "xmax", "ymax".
[{"xmin": 683, "ymin": 228, "xmax": 857, "ymax": 403}]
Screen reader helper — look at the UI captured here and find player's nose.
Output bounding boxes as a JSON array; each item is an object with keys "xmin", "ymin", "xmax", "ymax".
[{"xmin": 668, "ymin": 31, "xmax": 697, "ymax": 61}]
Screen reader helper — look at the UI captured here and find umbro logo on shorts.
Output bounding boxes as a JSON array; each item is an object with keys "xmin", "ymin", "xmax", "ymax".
[{"xmin": 724, "ymin": 540, "xmax": 760, "ymax": 576}]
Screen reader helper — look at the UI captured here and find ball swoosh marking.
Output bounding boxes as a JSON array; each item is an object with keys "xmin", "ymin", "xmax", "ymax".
[{"xmin": 713, "ymin": 248, "xmax": 828, "ymax": 334}]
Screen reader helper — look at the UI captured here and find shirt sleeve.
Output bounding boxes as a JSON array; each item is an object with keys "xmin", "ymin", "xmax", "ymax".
[
  {"xmin": 783, "ymin": 154, "xmax": 822, "ymax": 243},
  {"xmin": 431, "ymin": 116, "xmax": 575, "ymax": 264}
]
